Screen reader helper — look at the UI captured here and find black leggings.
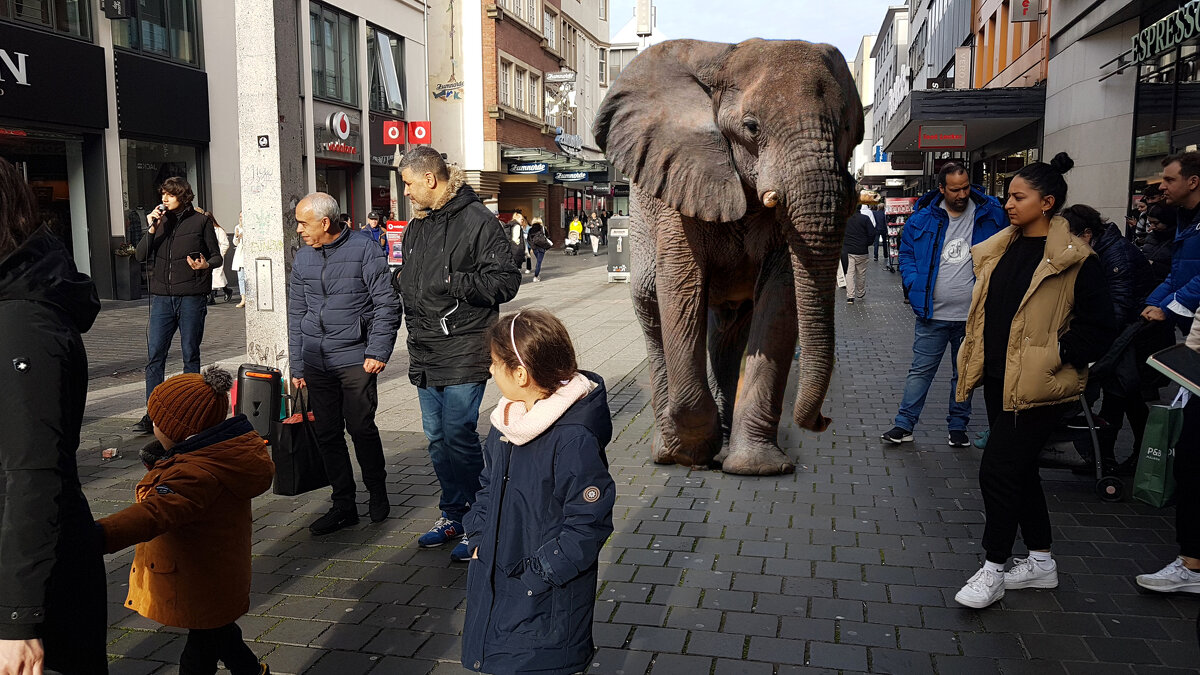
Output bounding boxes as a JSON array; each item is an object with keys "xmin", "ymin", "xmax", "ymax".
[
  {"xmin": 179, "ymin": 622, "xmax": 260, "ymax": 675},
  {"xmin": 980, "ymin": 378, "xmax": 1065, "ymax": 564},
  {"xmin": 1176, "ymin": 396, "xmax": 1200, "ymax": 559}
]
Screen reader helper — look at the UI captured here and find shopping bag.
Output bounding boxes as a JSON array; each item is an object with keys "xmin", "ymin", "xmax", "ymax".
[
  {"xmin": 1132, "ymin": 389, "xmax": 1188, "ymax": 508},
  {"xmin": 271, "ymin": 390, "xmax": 330, "ymax": 496}
]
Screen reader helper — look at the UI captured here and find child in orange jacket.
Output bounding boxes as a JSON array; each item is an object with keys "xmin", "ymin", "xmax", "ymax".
[{"xmin": 98, "ymin": 367, "xmax": 275, "ymax": 675}]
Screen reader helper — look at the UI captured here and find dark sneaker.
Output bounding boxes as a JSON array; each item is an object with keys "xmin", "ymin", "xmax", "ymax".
[
  {"xmin": 131, "ymin": 414, "xmax": 153, "ymax": 434},
  {"xmin": 450, "ymin": 536, "xmax": 472, "ymax": 562},
  {"xmin": 948, "ymin": 430, "xmax": 971, "ymax": 447},
  {"xmin": 881, "ymin": 426, "xmax": 913, "ymax": 444},
  {"xmin": 418, "ymin": 516, "xmax": 463, "ymax": 547},
  {"xmin": 309, "ymin": 508, "xmax": 358, "ymax": 536},
  {"xmin": 368, "ymin": 493, "xmax": 391, "ymax": 523},
  {"xmin": 846, "ymin": 298, "xmax": 854, "ymax": 304}
]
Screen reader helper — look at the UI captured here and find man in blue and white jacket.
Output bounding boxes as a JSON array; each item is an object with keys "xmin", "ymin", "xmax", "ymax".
[
  {"xmin": 883, "ymin": 163, "xmax": 1006, "ymax": 447},
  {"xmin": 288, "ymin": 192, "xmax": 400, "ymax": 536},
  {"xmin": 1142, "ymin": 151, "xmax": 1200, "ymax": 336}
]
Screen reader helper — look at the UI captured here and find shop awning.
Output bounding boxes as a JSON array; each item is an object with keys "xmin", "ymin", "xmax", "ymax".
[
  {"xmin": 881, "ymin": 86, "xmax": 1046, "ymax": 154},
  {"xmin": 501, "ymin": 147, "xmax": 609, "ymax": 173}
]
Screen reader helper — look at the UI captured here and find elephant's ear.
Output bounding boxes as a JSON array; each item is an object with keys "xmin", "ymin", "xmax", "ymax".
[{"xmin": 594, "ymin": 40, "xmax": 746, "ymax": 223}]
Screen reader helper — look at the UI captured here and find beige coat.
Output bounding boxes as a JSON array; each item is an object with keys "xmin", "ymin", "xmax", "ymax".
[
  {"xmin": 956, "ymin": 216, "xmax": 1093, "ymax": 411},
  {"xmin": 1188, "ymin": 314, "xmax": 1200, "ymax": 353}
]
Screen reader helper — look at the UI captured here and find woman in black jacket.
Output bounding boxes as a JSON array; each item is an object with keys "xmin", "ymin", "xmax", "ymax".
[{"xmin": 0, "ymin": 157, "xmax": 107, "ymax": 673}]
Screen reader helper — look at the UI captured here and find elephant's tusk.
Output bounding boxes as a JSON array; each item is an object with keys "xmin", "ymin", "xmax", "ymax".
[{"xmin": 761, "ymin": 191, "xmax": 780, "ymax": 208}]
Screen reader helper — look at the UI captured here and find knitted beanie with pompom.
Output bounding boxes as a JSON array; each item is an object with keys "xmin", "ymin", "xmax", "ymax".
[{"xmin": 147, "ymin": 366, "xmax": 234, "ymax": 442}]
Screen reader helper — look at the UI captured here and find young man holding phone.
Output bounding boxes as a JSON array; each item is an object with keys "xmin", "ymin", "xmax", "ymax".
[{"xmin": 132, "ymin": 176, "xmax": 223, "ymax": 433}]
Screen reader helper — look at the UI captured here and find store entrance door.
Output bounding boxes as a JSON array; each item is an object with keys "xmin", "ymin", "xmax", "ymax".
[{"xmin": 0, "ymin": 132, "xmax": 90, "ymax": 273}]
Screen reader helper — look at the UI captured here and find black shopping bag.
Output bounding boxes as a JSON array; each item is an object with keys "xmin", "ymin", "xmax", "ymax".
[
  {"xmin": 271, "ymin": 390, "xmax": 330, "ymax": 496},
  {"xmin": 1132, "ymin": 389, "xmax": 1188, "ymax": 508}
]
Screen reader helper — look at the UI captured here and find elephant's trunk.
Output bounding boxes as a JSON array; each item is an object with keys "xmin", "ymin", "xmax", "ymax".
[{"xmin": 782, "ymin": 121, "xmax": 851, "ymax": 432}]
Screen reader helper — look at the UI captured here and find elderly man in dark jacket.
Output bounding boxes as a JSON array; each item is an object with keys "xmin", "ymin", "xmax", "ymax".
[
  {"xmin": 843, "ymin": 203, "xmax": 877, "ymax": 303},
  {"xmin": 289, "ymin": 192, "xmax": 400, "ymax": 536},
  {"xmin": 0, "ymin": 158, "xmax": 107, "ymax": 674},
  {"xmin": 395, "ymin": 146, "xmax": 521, "ymax": 562},
  {"xmin": 132, "ymin": 176, "xmax": 223, "ymax": 434}
]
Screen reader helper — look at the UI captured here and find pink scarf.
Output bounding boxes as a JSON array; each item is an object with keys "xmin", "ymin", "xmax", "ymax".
[{"xmin": 489, "ymin": 373, "xmax": 596, "ymax": 445}]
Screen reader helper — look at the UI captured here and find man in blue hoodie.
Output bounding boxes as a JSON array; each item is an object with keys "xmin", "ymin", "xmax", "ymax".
[
  {"xmin": 883, "ymin": 162, "xmax": 1006, "ymax": 447},
  {"xmin": 1141, "ymin": 151, "xmax": 1200, "ymax": 336}
]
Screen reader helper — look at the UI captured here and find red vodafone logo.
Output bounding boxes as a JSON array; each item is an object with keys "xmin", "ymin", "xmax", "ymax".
[
  {"xmin": 408, "ymin": 121, "xmax": 431, "ymax": 145},
  {"xmin": 383, "ymin": 120, "xmax": 405, "ymax": 145},
  {"xmin": 328, "ymin": 112, "xmax": 351, "ymax": 140}
]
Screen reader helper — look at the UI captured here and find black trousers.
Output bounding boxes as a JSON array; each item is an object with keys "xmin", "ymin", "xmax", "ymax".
[
  {"xmin": 179, "ymin": 623, "xmax": 259, "ymax": 675},
  {"xmin": 305, "ymin": 364, "xmax": 387, "ymax": 512},
  {"xmin": 980, "ymin": 378, "xmax": 1064, "ymax": 564},
  {"xmin": 1176, "ymin": 396, "xmax": 1200, "ymax": 559},
  {"xmin": 1097, "ymin": 390, "xmax": 1150, "ymax": 463}
]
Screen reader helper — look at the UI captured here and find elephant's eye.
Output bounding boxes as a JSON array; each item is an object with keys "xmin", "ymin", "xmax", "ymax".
[{"xmin": 743, "ymin": 117, "xmax": 760, "ymax": 136}]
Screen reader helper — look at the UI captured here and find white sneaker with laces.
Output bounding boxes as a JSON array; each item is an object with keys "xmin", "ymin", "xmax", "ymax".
[
  {"xmin": 1136, "ymin": 558, "xmax": 1200, "ymax": 593},
  {"xmin": 955, "ymin": 567, "xmax": 1005, "ymax": 608},
  {"xmin": 1004, "ymin": 557, "xmax": 1058, "ymax": 590}
]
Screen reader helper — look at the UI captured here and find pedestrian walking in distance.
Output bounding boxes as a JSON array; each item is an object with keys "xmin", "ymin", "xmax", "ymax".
[
  {"xmin": 394, "ymin": 145, "xmax": 521, "ymax": 562},
  {"xmin": 953, "ymin": 153, "xmax": 1115, "ymax": 609},
  {"xmin": 882, "ymin": 161, "xmax": 1007, "ymax": 448},
  {"xmin": 461, "ymin": 310, "xmax": 615, "ymax": 675},
  {"xmin": 842, "ymin": 194, "xmax": 877, "ymax": 304},
  {"xmin": 289, "ymin": 192, "xmax": 401, "ymax": 536},
  {"xmin": 98, "ymin": 367, "xmax": 274, "ymax": 675},
  {"xmin": 0, "ymin": 156, "xmax": 108, "ymax": 675},
  {"xmin": 132, "ymin": 176, "xmax": 224, "ymax": 434},
  {"xmin": 528, "ymin": 216, "xmax": 552, "ymax": 281}
]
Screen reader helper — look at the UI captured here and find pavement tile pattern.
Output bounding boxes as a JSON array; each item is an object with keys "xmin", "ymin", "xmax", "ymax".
[{"xmin": 77, "ymin": 251, "xmax": 1199, "ymax": 674}]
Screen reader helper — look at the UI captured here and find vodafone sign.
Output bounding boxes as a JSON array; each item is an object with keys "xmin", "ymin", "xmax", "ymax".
[
  {"xmin": 327, "ymin": 111, "xmax": 352, "ymax": 140},
  {"xmin": 408, "ymin": 121, "xmax": 431, "ymax": 145},
  {"xmin": 382, "ymin": 120, "xmax": 405, "ymax": 145}
]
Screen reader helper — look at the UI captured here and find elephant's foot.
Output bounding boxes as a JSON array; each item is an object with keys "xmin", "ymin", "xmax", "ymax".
[
  {"xmin": 652, "ymin": 428, "xmax": 675, "ymax": 465},
  {"xmin": 718, "ymin": 441, "xmax": 796, "ymax": 476},
  {"xmin": 711, "ymin": 437, "xmax": 732, "ymax": 469}
]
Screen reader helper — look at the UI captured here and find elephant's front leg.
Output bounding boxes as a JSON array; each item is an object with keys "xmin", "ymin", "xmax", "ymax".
[
  {"xmin": 656, "ymin": 250, "xmax": 722, "ymax": 468},
  {"xmin": 721, "ymin": 248, "xmax": 798, "ymax": 475}
]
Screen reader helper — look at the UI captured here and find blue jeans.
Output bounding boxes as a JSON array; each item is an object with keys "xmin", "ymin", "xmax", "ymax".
[
  {"xmin": 146, "ymin": 294, "xmax": 207, "ymax": 401},
  {"xmin": 418, "ymin": 382, "xmax": 486, "ymax": 523},
  {"xmin": 533, "ymin": 248, "xmax": 546, "ymax": 277},
  {"xmin": 894, "ymin": 317, "xmax": 973, "ymax": 432}
]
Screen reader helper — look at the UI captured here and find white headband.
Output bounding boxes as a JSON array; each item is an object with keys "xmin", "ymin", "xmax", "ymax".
[{"xmin": 510, "ymin": 313, "xmax": 525, "ymax": 370}]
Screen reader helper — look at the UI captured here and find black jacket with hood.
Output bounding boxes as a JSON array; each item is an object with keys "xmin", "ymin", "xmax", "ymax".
[
  {"xmin": 462, "ymin": 372, "xmax": 615, "ymax": 675},
  {"xmin": 1090, "ymin": 222, "xmax": 1155, "ymax": 325},
  {"xmin": 395, "ymin": 167, "xmax": 522, "ymax": 387},
  {"xmin": 134, "ymin": 203, "xmax": 223, "ymax": 296},
  {"xmin": 0, "ymin": 227, "xmax": 108, "ymax": 673}
]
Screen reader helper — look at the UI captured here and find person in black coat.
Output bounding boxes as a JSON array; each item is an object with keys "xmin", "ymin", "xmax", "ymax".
[
  {"xmin": 0, "ymin": 157, "xmax": 108, "ymax": 674},
  {"xmin": 396, "ymin": 147, "xmax": 522, "ymax": 562},
  {"xmin": 132, "ymin": 176, "xmax": 223, "ymax": 434},
  {"xmin": 843, "ymin": 205, "xmax": 877, "ymax": 303},
  {"xmin": 1141, "ymin": 204, "xmax": 1177, "ymax": 286}
]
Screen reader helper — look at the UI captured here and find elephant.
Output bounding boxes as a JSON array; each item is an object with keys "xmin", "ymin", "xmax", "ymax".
[{"xmin": 593, "ymin": 39, "xmax": 864, "ymax": 476}]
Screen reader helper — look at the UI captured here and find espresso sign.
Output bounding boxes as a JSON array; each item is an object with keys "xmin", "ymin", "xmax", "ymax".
[{"xmin": 1131, "ymin": 0, "xmax": 1200, "ymax": 64}]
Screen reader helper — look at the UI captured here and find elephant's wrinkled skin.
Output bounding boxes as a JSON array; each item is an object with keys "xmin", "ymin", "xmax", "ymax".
[{"xmin": 593, "ymin": 39, "xmax": 864, "ymax": 475}]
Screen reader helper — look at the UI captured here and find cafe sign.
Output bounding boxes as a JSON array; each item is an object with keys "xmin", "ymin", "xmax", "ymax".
[
  {"xmin": 918, "ymin": 124, "xmax": 966, "ymax": 150},
  {"xmin": 554, "ymin": 171, "xmax": 588, "ymax": 182},
  {"xmin": 1132, "ymin": 0, "xmax": 1200, "ymax": 64},
  {"xmin": 508, "ymin": 162, "xmax": 548, "ymax": 174}
]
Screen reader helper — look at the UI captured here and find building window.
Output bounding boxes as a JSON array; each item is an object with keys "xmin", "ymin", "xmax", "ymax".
[
  {"xmin": 543, "ymin": 9, "xmax": 556, "ymax": 46},
  {"xmin": 599, "ymin": 0, "xmax": 606, "ymax": 20},
  {"xmin": 515, "ymin": 67, "xmax": 526, "ymax": 111},
  {"xmin": 368, "ymin": 26, "xmax": 406, "ymax": 114},
  {"xmin": 508, "ymin": 0, "xmax": 523, "ymax": 22},
  {"xmin": 310, "ymin": 3, "xmax": 358, "ymax": 105},
  {"xmin": 527, "ymin": 0, "xmax": 537, "ymax": 27},
  {"xmin": 528, "ymin": 74, "xmax": 539, "ymax": 117},
  {"xmin": 1, "ymin": 0, "xmax": 92, "ymax": 39},
  {"xmin": 111, "ymin": 0, "xmax": 200, "ymax": 64},
  {"xmin": 499, "ymin": 59, "xmax": 511, "ymax": 106},
  {"xmin": 599, "ymin": 48, "xmax": 607, "ymax": 85}
]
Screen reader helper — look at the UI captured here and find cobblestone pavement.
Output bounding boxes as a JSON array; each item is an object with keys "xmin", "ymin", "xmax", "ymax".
[{"xmin": 78, "ymin": 250, "xmax": 1199, "ymax": 674}]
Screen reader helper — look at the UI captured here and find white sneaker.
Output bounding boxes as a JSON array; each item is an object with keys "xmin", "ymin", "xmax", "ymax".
[
  {"xmin": 523, "ymin": 269, "xmax": 531, "ymax": 275},
  {"xmin": 955, "ymin": 567, "xmax": 1005, "ymax": 608},
  {"xmin": 1136, "ymin": 558, "xmax": 1200, "ymax": 593},
  {"xmin": 1004, "ymin": 557, "xmax": 1058, "ymax": 590},
  {"xmin": 532, "ymin": 276, "xmax": 540, "ymax": 282}
]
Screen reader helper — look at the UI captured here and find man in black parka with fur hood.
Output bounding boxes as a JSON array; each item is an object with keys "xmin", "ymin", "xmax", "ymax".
[
  {"xmin": 395, "ymin": 146, "xmax": 521, "ymax": 561},
  {"xmin": 0, "ymin": 158, "xmax": 107, "ymax": 674}
]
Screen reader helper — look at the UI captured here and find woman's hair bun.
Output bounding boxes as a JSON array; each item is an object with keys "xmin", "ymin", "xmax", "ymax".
[{"xmin": 1049, "ymin": 152, "xmax": 1074, "ymax": 175}]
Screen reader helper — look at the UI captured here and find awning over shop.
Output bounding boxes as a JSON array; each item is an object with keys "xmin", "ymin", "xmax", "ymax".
[
  {"xmin": 881, "ymin": 86, "xmax": 1046, "ymax": 154},
  {"xmin": 501, "ymin": 147, "xmax": 608, "ymax": 173}
]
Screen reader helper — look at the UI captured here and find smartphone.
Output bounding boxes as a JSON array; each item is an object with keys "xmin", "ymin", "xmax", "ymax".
[{"xmin": 188, "ymin": 251, "xmax": 204, "ymax": 261}]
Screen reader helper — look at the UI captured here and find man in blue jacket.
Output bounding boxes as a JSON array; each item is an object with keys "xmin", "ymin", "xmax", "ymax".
[
  {"xmin": 288, "ymin": 192, "xmax": 401, "ymax": 536},
  {"xmin": 1141, "ymin": 152, "xmax": 1200, "ymax": 335},
  {"xmin": 883, "ymin": 162, "xmax": 1006, "ymax": 447}
]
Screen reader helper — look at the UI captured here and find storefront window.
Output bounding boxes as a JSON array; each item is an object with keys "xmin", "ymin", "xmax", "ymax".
[
  {"xmin": 111, "ymin": 0, "xmax": 198, "ymax": 65},
  {"xmin": 120, "ymin": 139, "xmax": 203, "ymax": 242},
  {"xmin": 311, "ymin": 3, "xmax": 358, "ymax": 105},
  {"xmin": 367, "ymin": 26, "xmax": 405, "ymax": 114},
  {"xmin": 1, "ymin": 0, "xmax": 91, "ymax": 39}
]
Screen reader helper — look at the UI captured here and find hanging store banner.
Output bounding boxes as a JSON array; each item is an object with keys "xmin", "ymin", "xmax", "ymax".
[
  {"xmin": 1012, "ymin": 0, "xmax": 1039, "ymax": 22},
  {"xmin": 918, "ymin": 124, "xmax": 967, "ymax": 150},
  {"xmin": 508, "ymin": 162, "xmax": 549, "ymax": 174},
  {"xmin": 554, "ymin": 171, "xmax": 588, "ymax": 182}
]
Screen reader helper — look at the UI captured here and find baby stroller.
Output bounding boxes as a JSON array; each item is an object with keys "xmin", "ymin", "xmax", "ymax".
[
  {"xmin": 563, "ymin": 230, "xmax": 582, "ymax": 256},
  {"xmin": 1039, "ymin": 401, "xmax": 1122, "ymax": 502}
]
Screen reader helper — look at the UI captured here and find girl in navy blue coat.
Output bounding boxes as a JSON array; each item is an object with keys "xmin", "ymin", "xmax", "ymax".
[{"xmin": 462, "ymin": 309, "xmax": 616, "ymax": 675}]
